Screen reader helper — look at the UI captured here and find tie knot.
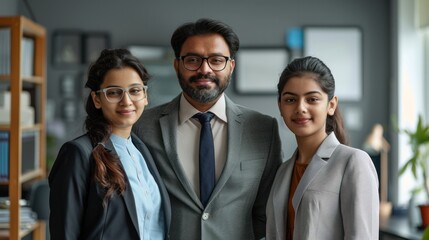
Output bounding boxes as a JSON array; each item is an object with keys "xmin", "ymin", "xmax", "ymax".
[{"xmin": 194, "ymin": 112, "xmax": 215, "ymax": 123}]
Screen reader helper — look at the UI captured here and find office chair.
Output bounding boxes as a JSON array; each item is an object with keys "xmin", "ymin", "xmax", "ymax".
[{"xmin": 28, "ymin": 179, "xmax": 50, "ymax": 240}]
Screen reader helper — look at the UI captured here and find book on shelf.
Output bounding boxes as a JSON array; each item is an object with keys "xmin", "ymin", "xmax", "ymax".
[
  {"xmin": 21, "ymin": 37, "xmax": 34, "ymax": 77},
  {"xmin": 0, "ymin": 28, "xmax": 35, "ymax": 77},
  {"xmin": 0, "ymin": 27, "xmax": 10, "ymax": 75},
  {"xmin": 0, "ymin": 131, "xmax": 8, "ymax": 181},
  {"xmin": 0, "ymin": 130, "xmax": 40, "ymax": 180},
  {"xmin": 22, "ymin": 130, "xmax": 40, "ymax": 174}
]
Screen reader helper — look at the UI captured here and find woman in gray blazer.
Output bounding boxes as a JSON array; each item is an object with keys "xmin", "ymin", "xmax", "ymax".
[
  {"xmin": 266, "ymin": 56, "xmax": 379, "ymax": 240},
  {"xmin": 49, "ymin": 49, "xmax": 170, "ymax": 239}
]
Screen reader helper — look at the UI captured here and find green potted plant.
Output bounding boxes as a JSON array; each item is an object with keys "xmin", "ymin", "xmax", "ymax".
[{"xmin": 398, "ymin": 114, "xmax": 429, "ymax": 226}]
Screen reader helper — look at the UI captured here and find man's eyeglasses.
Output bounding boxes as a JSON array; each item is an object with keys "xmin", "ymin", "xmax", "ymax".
[
  {"xmin": 96, "ymin": 85, "xmax": 148, "ymax": 103},
  {"xmin": 178, "ymin": 55, "xmax": 232, "ymax": 71}
]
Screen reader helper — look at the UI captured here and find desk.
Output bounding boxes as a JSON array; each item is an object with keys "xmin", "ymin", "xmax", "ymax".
[{"xmin": 380, "ymin": 215, "xmax": 423, "ymax": 240}]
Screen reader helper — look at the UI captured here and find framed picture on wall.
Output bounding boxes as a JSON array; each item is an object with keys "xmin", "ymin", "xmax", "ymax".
[
  {"xmin": 303, "ymin": 26, "xmax": 363, "ymax": 101},
  {"xmin": 83, "ymin": 32, "xmax": 111, "ymax": 64},
  {"xmin": 59, "ymin": 73, "xmax": 83, "ymax": 99},
  {"xmin": 234, "ymin": 47, "xmax": 290, "ymax": 94},
  {"xmin": 52, "ymin": 30, "xmax": 82, "ymax": 66},
  {"xmin": 61, "ymin": 100, "xmax": 77, "ymax": 122}
]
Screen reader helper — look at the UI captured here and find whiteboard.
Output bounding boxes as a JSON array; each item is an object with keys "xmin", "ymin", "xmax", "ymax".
[
  {"xmin": 235, "ymin": 48, "xmax": 289, "ymax": 94},
  {"xmin": 303, "ymin": 27, "xmax": 363, "ymax": 101}
]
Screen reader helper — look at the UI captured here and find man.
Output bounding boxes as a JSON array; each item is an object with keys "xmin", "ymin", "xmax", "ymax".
[{"xmin": 133, "ymin": 18, "xmax": 282, "ymax": 240}]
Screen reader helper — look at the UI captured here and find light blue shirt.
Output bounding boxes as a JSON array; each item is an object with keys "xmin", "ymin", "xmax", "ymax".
[{"xmin": 111, "ymin": 134, "xmax": 164, "ymax": 240}]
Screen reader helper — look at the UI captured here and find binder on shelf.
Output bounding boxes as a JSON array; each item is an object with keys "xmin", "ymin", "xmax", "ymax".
[
  {"xmin": 0, "ymin": 130, "xmax": 40, "ymax": 180},
  {"xmin": 0, "ymin": 131, "xmax": 8, "ymax": 181},
  {"xmin": 22, "ymin": 131, "xmax": 39, "ymax": 174},
  {"xmin": 0, "ymin": 29, "xmax": 35, "ymax": 77},
  {"xmin": 21, "ymin": 37, "xmax": 34, "ymax": 77},
  {"xmin": 0, "ymin": 27, "xmax": 10, "ymax": 75}
]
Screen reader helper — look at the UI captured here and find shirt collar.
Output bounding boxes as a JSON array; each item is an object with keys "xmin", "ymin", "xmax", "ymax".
[
  {"xmin": 110, "ymin": 133, "xmax": 132, "ymax": 145},
  {"xmin": 178, "ymin": 93, "xmax": 227, "ymax": 124}
]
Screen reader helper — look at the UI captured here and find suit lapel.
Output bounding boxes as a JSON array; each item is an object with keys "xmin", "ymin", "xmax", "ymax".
[
  {"xmin": 103, "ymin": 140, "xmax": 140, "ymax": 234},
  {"xmin": 292, "ymin": 155, "xmax": 327, "ymax": 210},
  {"xmin": 292, "ymin": 133, "xmax": 340, "ymax": 210},
  {"xmin": 207, "ymin": 97, "xmax": 243, "ymax": 204},
  {"xmin": 159, "ymin": 97, "xmax": 203, "ymax": 207},
  {"xmin": 131, "ymin": 133, "xmax": 171, "ymax": 233},
  {"xmin": 273, "ymin": 158, "xmax": 295, "ymax": 239}
]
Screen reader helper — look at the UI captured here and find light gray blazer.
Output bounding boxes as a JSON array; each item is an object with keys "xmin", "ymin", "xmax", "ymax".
[
  {"xmin": 266, "ymin": 133, "xmax": 379, "ymax": 240},
  {"xmin": 133, "ymin": 94, "xmax": 282, "ymax": 240}
]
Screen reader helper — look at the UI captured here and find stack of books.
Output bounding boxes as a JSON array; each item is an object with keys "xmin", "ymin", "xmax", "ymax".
[{"xmin": 0, "ymin": 198, "xmax": 37, "ymax": 230}]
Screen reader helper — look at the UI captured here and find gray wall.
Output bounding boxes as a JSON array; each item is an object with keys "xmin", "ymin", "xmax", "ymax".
[
  {"xmin": 15, "ymin": 0, "xmax": 391, "ymax": 159},
  {"xmin": 0, "ymin": 0, "xmax": 17, "ymax": 15}
]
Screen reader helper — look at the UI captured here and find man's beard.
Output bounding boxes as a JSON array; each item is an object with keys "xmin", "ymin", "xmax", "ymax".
[{"xmin": 178, "ymin": 72, "xmax": 231, "ymax": 103}]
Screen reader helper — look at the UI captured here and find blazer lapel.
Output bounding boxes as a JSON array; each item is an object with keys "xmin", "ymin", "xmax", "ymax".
[
  {"xmin": 273, "ymin": 158, "xmax": 295, "ymax": 239},
  {"xmin": 103, "ymin": 140, "xmax": 140, "ymax": 234},
  {"xmin": 131, "ymin": 133, "xmax": 171, "ymax": 233},
  {"xmin": 292, "ymin": 155, "xmax": 327, "ymax": 210},
  {"xmin": 292, "ymin": 133, "xmax": 340, "ymax": 210},
  {"xmin": 159, "ymin": 97, "xmax": 203, "ymax": 207},
  {"xmin": 207, "ymin": 97, "xmax": 243, "ymax": 204}
]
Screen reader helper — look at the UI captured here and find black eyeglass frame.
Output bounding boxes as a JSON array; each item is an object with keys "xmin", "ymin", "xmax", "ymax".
[{"xmin": 177, "ymin": 55, "xmax": 233, "ymax": 71}]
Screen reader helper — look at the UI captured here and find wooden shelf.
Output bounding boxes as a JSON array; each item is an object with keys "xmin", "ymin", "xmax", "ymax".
[
  {"xmin": 0, "ymin": 74, "xmax": 43, "ymax": 81},
  {"xmin": 0, "ymin": 16, "xmax": 47, "ymax": 240},
  {"xmin": 0, "ymin": 220, "xmax": 45, "ymax": 240},
  {"xmin": 0, "ymin": 75, "xmax": 44, "ymax": 84},
  {"xmin": 0, "ymin": 170, "xmax": 44, "ymax": 186},
  {"xmin": 0, "ymin": 124, "xmax": 43, "ymax": 132}
]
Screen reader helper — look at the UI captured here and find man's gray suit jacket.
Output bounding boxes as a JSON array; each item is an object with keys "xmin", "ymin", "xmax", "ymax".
[{"xmin": 133, "ymin": 95, "xmax": 282, "ymax": 240}]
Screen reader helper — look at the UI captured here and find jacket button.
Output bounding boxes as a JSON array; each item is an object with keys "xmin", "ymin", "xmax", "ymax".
[{"xmin": 202, "ymin": 212, "xmax": 210, "ymax": 220}]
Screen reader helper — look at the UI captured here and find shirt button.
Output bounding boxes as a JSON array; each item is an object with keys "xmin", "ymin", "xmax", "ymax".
[{"xmin": 202, "ymin": 212, "xmax": 209, "ymax": 220}]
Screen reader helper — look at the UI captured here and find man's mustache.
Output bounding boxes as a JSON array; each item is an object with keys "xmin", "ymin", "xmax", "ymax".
[{"xmin": 189, "ymin": 74, "xmax": 219, "ymax": 84}]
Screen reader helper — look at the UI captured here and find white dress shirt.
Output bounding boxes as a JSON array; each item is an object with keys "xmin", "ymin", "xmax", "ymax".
[{"xmin": 177, "ymin": 93, "xmax": 228, "ymax": 198}]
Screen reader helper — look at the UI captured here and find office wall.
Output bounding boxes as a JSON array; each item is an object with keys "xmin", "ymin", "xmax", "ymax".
[
  {"xmin": 17, "ymin": 0, "xmax": 391, "ymax": 159},
  {"xmin": 0, "ymin": 0, "xmax": 17, "ymax": 15}
]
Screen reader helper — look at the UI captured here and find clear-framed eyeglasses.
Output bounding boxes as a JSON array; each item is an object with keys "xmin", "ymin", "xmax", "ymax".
[
  {"xmin": 178, "ymin": 55, "xmax": 232, "ymax": 71},
  {"xmin": 96, "ymin": 85, "xmax": 148, "ymax": 103}
]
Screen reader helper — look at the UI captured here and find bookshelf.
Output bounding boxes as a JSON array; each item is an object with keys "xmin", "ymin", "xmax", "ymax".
[{"xmin": 0, "ymin": 16, "xmax": 46, "ymax": 240}]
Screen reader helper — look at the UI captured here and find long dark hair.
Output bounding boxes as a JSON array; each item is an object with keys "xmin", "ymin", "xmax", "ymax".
[
  {"xmin": 277, "ymin": 56, "xmax": 348, "ymax": 144},
  {"xmin": 171, "ymin": 18, "xmax": 240, "ymax": 59},
  {"xmin": 84, "ymin": 48, "xmax": 150, "ymax": 205}
]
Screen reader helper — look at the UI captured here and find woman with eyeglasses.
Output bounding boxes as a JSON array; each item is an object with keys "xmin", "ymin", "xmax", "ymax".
[{"xmin": 49, "ymin": 49, "xmax": 171, "ymax": 240}]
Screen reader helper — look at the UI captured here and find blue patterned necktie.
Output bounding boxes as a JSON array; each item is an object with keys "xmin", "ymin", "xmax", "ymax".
[{"xmin": 194, "ymin": 112, "xmax": 215, "ymax": 207}]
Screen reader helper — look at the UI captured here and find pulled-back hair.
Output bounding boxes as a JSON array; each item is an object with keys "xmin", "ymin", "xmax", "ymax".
[
  {"xmin": 170, "ymin": 18, "xmax": 240, "ymax": 59},
  {"xmin": 277, "ymin": 56, "xmax": 348, "ymax": 144},
  {"xmin": 84, "ymin": 48, "xmax": 150, "ymax": 205}
]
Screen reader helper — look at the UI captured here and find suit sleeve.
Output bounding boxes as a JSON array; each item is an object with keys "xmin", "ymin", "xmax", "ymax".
[
  {"xmin": 341, "ymin": 150, "xmax": 379, "ymax": 239},
  {"xmin": 48, "ymin": 141, "xmax": 91, "ymax": 240},
  {"xmin": 252, "ymin": 118, "xmax": 283, "ymax": 239}
]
